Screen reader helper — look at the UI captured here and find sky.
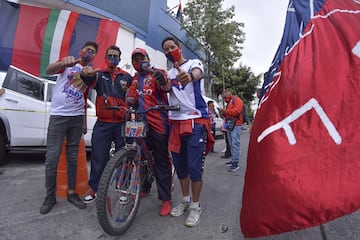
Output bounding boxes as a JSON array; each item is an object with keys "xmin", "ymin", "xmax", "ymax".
[{"xmin": 167, "ymin": 0, "xmax": 289, "ymax": 76}]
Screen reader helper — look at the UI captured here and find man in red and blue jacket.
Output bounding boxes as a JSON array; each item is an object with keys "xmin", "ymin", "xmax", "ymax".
[
  {"xmin": 83, "ymin": 45, "xmax": 132, "ymax": 204},
  {"xmin": 126, "ymin": 48, "xmax": 173, "ymax": 216}
]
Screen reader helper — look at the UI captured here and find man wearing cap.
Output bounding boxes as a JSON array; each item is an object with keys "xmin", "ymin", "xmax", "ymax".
[
  {"xmin": 83, "ymin": 45, "xmax": 132, "ymax": 204},
  {"xmin": 126, "ymin": 48, "xmax": 173, "ymax": 216}
]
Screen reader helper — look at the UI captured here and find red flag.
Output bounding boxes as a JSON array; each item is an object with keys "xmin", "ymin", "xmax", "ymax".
[
  {"xmin": 240, "ymin": 0, "xmax": 360, "ymax": 237},
  {"xmin": 176, "ymin": 1, "xmax": 182, "ymax": 21},
  {"xmin": 0, "ymin": 2, "xmax": 122, "ymax": 76}
]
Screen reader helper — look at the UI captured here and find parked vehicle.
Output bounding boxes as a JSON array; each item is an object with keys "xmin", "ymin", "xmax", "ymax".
[
  {"xmin": 0, "ymin": 65, "xmax": 97, "ymax": 165},
  {"xmin": 203, "ymin": 96, "xmax": 224, "ymax": 138}
]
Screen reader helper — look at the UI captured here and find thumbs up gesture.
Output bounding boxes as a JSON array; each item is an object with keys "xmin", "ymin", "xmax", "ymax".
[{"xmin": 175, "ymin": 62, "xmax": 192, "ymax": 84}]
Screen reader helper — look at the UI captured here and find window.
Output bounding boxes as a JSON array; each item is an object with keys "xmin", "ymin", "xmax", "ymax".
[{"xmin": 3, "ymin": 67, "xmax": 45, "ymax": 101}]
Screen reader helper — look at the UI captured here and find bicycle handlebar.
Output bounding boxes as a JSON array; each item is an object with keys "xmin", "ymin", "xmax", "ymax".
[{"xmin": 104, "ymin": 104, "xmax": 180, "ymax": 113}]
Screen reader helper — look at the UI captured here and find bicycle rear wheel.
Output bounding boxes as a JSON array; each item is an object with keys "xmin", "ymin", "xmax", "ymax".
[{"xmin": 96, "ymin": 148, "xmax": 142, "ymax": 236}]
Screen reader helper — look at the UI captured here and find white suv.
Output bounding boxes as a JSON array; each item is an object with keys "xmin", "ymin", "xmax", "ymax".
[{"xmin": 0, "ymin": 65, "xmax": 97, "ymax": 164}]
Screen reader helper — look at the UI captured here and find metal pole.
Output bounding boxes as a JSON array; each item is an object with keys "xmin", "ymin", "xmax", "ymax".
[
  {"xmin": 320, "ymin": 224, "xmax": 328, "ymax": 240},
  {"xmin": 222, "ymin": 64, "xmax": 225, "ymax": 91}
]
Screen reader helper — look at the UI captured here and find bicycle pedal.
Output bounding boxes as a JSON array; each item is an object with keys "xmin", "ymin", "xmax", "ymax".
[{"xmin": 119, "ymin": 190, "xmax": 129, "ymax": 205}]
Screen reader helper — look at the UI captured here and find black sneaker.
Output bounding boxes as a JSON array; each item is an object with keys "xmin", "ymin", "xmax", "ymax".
[
  {"xmin": 40, "ymin": 196, "xmax": 56, "ymax": 214},
  {"xmin": 67, "ymin": 193, "xmax": 86, "ymax": 209},
  {"xmin": 228, "ymin": 165, "xmax": 240, "ymax": 172},
  {"xmin": 225, "ymin": 161, "xmax": 232, "ymax": 166},
  {"xmin": 221, "ymin": 155, "xmax": 231, "ymax": 159}
]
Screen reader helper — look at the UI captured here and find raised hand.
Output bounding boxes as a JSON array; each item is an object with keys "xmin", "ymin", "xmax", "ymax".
[
  {"xmin": 175, "ymin": 62, "xmax": 192, "ymax": 84},
  {"xmin": 153, "ymin": 70, "xmax": 168, "ymax": 86},
  {"xmin": 60, "ymin": 56, "xmax": 78, "ymax": 68},
  {"xmin": 81, "ymin": 66, "xmax": 101, "ymax": 77}
]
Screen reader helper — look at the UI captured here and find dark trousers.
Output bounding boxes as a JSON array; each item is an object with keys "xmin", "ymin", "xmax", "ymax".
[
  {"xmin": 45, "ymin": 115, "xmax": 84, "ymax": 198},
  {"xmin": 211, "ymin": 123, "xmax": 216, "ymax": 151},
  {"xmin": 224, "ymin": 131, "xmax": 232, "ymax": 157},
  {"xmin": 142, "ymin": 129, "xmax": 172, "ymax": 201},
  {"xmin": 88, "ymin": 121, "xmax": 125, "ymax": 192}
]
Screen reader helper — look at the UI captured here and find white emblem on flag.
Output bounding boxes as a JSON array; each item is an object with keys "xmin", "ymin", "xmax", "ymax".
[
  {"xmin": 257, "ymin": 98, "xmax": 342, "ymax": 145},
  {"xmin": 352, "ymin": 41, "xmax": 360, "ymax": 58}
]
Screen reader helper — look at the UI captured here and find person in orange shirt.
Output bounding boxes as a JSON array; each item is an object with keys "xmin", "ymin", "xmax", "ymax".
[{"xmin": 220, "ymin": 89, "xmax": 244, "ymax": 172}]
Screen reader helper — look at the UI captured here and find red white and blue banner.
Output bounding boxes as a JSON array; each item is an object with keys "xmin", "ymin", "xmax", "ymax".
[
  {"xmin": 241, "ymin": 0, "xmax": 360, "ymax": 237},
  {"xmin": 0, "ymin": 0, "xmax": 121, "ymax": 76},
  {"xmin": 176, "ymin": 1, "xmax": 183, "ymax": 21}
]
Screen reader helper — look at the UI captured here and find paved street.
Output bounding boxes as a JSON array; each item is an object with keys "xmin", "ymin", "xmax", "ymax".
[{"xmin": 0, "ymin": 129, "xmax": 360, "ymax": 240}]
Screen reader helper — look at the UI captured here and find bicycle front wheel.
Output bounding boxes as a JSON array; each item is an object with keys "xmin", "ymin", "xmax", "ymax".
[{"xmin": 96, "ymin": 148, "xmax": 142, "ymax": 236}]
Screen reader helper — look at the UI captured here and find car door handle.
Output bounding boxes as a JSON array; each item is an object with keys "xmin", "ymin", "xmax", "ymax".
[{"xmin": 5, "ymin": 98, "xmax": 18, "ymax": 103}]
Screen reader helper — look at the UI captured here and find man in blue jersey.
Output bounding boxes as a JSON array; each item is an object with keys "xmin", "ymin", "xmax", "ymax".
[{"xmin": 156, "ymin": 36, "xmax": 214, "ymax": 227}]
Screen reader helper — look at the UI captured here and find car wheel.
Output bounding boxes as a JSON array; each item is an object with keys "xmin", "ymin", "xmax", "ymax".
[{"xmin": 0, "ymin": 135, "xmax": 7, "ymax": 165}]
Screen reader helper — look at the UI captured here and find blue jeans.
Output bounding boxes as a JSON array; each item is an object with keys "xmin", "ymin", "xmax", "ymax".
[
  {"xmin": 45, "ymin": 115, "xmax": 84, "ymax": 198},
  {"xmin": 227, "ymin": 125, "xmax": 241, "ymax": 167}
]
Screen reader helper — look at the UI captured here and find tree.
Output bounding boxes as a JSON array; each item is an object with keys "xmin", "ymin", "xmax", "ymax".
[
  {"xmin": 213, "ymin": 64, "xmax": 261, "ymax": 104},
  {"xmin": 181, "ymin": 0, "xmax": 245, "ymax": 95}
]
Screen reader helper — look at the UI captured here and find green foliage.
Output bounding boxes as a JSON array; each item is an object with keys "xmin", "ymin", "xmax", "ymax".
[
  {"xmin": 212, "ymin": 64, "xmax": 261, "ymax": 105},
  {"xmin": 181, "ymin": 0, "xmax": 260, "ymax": 116},
  {"xmin": 181, "ymin": 0, "xmax": 245, "ymax": 91}
]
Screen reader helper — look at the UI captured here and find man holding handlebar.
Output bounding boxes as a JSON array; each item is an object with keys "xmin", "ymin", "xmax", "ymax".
[{"xmin": 126, "ymin": 48, "xmax": 173, "ymax": 217}]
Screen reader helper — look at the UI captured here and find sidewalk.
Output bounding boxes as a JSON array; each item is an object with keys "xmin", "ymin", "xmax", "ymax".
[{"xmin": 0, "ymin": 129, "xmax": 359, "ymax": 240}]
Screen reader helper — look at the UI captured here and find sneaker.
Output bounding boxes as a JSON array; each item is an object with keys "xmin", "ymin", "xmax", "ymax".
[
  {"xmin": 67, "ymin": 193, "xmax": 86, "ymax": 209},
  {"xmin": 170, "ymin": 201, "xmax": 190, "ymax": 217},
  {"xmin": 224, "ymin": 161, "xmax": 232, "ymax": 166},
  {"xmin": 160, "ymin": 200, "xmax": 172, "ymax": 216},
  {"xmin": 185, "ymin": 205, "xmax": 203, "ymax": 227},
  {"xmin": 40, "ymin": 196, "xmax": 56, "ymax": 214},
  {"xmin": 221, "ymin": 155, "xmax": 231, "ymax": 159},
  {"xmin": 83, "ymin": 191, "xmax": 96, "ymax": 204},
  {"xmin": 228, "ymin": 165, "xmax": 240, "ymax": 172}
]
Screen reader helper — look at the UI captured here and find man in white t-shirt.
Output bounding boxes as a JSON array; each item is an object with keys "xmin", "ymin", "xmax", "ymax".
[
  {"xmin": 155, "ymin": 36, "xmax": 214, "ymax": 227},
  {"xmin": 40, "ymin": 41, "xmax": 99, "ymax": 214}
]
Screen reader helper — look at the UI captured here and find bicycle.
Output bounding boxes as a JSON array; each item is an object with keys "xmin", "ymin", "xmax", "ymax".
[{"xmin": 96, "ymin": 104, "xmax": 180, "ymax": 236}]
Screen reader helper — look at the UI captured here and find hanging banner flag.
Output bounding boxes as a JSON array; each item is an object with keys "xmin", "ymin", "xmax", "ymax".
[
  {"xmin": 0, "ymin": 0, "xmax": 121, "ymax": 76},
  {"xmin": 241, "ymin": 0, "xmax": 360, "ymax": 238},
  {"xmin": 176, "ymin": 1, "xmax": 183, "ymax": 21}
]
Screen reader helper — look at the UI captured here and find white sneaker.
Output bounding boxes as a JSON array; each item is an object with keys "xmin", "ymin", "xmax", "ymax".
[
  {"xmin": 185, "ymin": 205, "xmax": 203, "ymax": 227},
  {"xmin": 170, "ymin": 201, "xmax": 190, "ymax": 217},
  {"xmin": 83, "ymin": 191, "xmax": 96, "ymax": 204}
]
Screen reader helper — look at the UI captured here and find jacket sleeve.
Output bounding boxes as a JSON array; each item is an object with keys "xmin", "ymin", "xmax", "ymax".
[
  {"xmin": 226, "ymin": 97, "xmax": 243, "ymax": 118},
  {"xmin": 81, "ymin": 72, "xmax": 98, "ymax": 86}
]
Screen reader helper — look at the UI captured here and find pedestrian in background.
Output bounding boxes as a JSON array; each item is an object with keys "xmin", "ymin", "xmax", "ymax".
[
  {"xmin": 220, "ymin": 89, "xmax": 243, "ymax": 172},
  {"xmin": 160, "ymin": 36, "xmax": 214, "ymax": 227},
  {"xmin": 207, "ymin": 100, "xmax": 218, "ymax": 153},
  {"xmin": 83, "ymin": 45, "xmax": 132, "ymax": 204},
  {"xmin": 40, "ymin": 41, "xmax": 99, "ymax": 214},
  {"xmin": 220, "ymin": 109, "xmax": 232, "ymax": 159}
]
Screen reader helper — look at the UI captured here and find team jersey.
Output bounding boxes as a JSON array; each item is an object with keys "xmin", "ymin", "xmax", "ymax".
[
  {"xmin": 128, "ymin": 69, "xmax": 169, "ymax": 134},
  {"xmin": 50, "ymin": 63, "xmax": 87, "ymax": 116},
  {"xmin": 167, "ymin": 59, "xmax": 207, "ymax": 120}
]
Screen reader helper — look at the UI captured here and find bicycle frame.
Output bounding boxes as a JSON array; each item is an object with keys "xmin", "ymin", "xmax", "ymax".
[{"xmin": 96, "ymin": 104, "xmax": 179, "ymax": 236}]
